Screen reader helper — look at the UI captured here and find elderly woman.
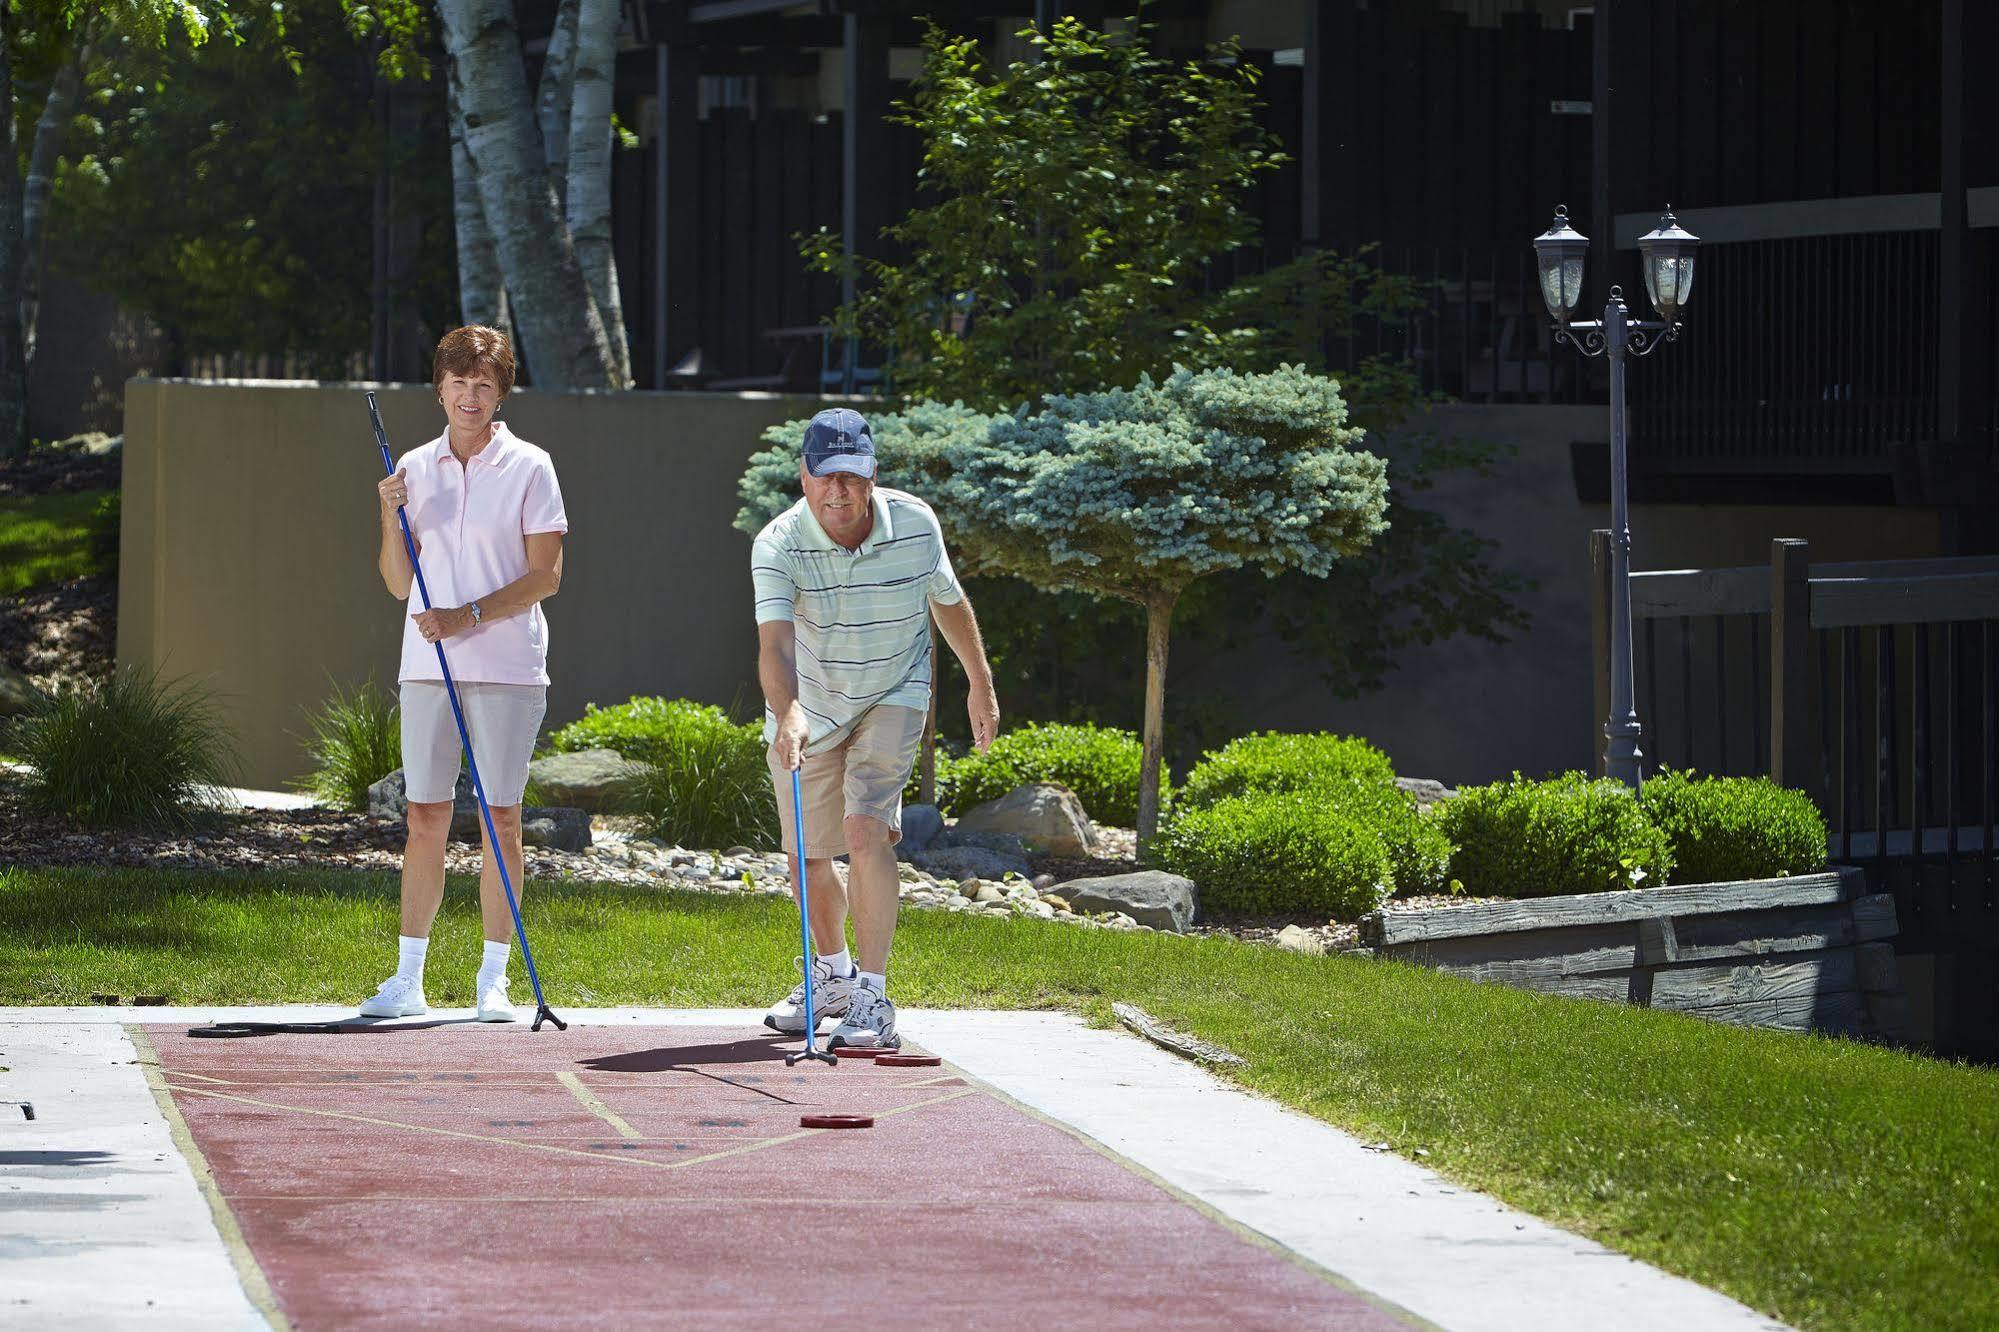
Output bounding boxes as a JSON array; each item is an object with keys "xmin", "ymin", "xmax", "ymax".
[{"xmin": 361, "ymin": 325, "xmax": 567, "ymax": 1023}]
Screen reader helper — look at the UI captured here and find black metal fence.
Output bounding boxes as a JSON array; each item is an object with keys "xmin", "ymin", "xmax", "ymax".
[
  {"xmin": 1591, "ymin": 535, "xmax": 1999, "ymax": 1058},
  {"xmin": 1629, "ymin": 231, "xmax": 1943, "ymax": 476}
]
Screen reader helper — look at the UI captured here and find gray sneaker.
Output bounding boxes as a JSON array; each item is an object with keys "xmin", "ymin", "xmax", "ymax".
[
  {"xmin": 828, "ymin": 983, "xmax": 899, "ymax": 1050},
  {"xmin": 763, "ymin": 956, "xmax": 858, "ymax": 1034}
]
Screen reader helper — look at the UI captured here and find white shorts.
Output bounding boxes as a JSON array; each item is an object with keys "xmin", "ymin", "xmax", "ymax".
[{"xmin": 399, "ymin": 681, "xmax": 547, "ymax": 807}]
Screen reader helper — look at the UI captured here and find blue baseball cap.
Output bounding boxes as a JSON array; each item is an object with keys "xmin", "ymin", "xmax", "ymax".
[{"xmin": 801, "ymin": 407, "xmax": 877, "ymax": 479}]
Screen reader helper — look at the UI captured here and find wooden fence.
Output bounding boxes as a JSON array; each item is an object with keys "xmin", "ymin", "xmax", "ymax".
[{"xmin": 1588, "ymin": 535, "xmax": 1999, "ymax": 1058}]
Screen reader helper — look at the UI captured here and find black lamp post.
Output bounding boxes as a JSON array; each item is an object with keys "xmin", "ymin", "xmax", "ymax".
[{"xmin": 1534, "ymin": 205, "xmax": 1700, "ymax": 790}]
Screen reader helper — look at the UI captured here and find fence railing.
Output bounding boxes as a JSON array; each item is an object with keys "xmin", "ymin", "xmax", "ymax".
[{"xmin": 1589, "ymin": 533, "xmax": 1999, "ymax": 1056}]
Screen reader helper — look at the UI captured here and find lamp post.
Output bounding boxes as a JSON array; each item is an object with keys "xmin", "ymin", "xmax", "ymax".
[{"xmin": 1534, "ymin": 204, "xmax": 1699, "ymax": 790}]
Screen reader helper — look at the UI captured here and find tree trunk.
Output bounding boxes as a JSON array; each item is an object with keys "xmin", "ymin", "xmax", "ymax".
[
  {"xmin": 22, "ymin": 38, "xmax": 88, "ymax": 365},
  {"xmin": 0, "ymin": 4, "xmax": 30, "ymax": 459},
  {"xmin": 1136, "ymin": 589, "xmax": 1179, "ymax": 852},
  {"xmin": 535, "ymin": 0, "xmax": 579, "ymax": 200},
  {"xmin": 566, "ymin": 0, "xmax": 631, "ymax": 386},
  {"xmin": 437, "ymin": 0, "xmax": 616, "ymax": 390},
  {"xmin": 447, "ymin": 68, "xmax": 508, "ymax": 330}
]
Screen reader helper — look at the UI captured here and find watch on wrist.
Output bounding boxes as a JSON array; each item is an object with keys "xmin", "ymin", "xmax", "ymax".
[{"xmin": 468, "ymin": 600, "xmax": 482, "ymax": 626}]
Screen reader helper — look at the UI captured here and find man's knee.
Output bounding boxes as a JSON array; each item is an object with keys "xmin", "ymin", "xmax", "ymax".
[{"xmin": 842, "ymin": 814, "xmax": 892, "ymax": 859}]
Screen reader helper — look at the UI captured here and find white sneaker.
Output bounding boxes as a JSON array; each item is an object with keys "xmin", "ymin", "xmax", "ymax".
[
  {"xmin": 359, "ymin": 973, "xmax": 427, "ymax": 1018},
  {"xmin": 475, "ymin": 974, "xmax": 517, "ymax": 1023},
  {"xmin": 762, "ymin": 956, "xmax": 858, "ymax": 1034},
  {"xmin": 829, "ymin": 984, "xmax": 899, "ymax": 1050}
]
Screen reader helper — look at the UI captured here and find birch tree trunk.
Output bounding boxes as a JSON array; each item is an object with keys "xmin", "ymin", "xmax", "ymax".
[
  {"xmin": 535, "ymin": 0, "xmax": 578, "ymax": 202},
  {"xmin": 566, "ymin": 0, "xmax": 630, "ymax": 386},
  {"xmin": 446, "ymin": 68, "xmax": 508, "ymax": 331},
  {"xmin": 437, "ymin": 0, "xmax": 617, "ymax": 389},
  {"xmin": 0, "ymin": 3, "xmax": 30, "ymax": 459},
  {"xmin": 22, "ymin": 39, "xmax": 89, "ymax": 364},
  {"xmin": 1136, "ymin": 589, "xmax": 1180, "ymax": 853}
]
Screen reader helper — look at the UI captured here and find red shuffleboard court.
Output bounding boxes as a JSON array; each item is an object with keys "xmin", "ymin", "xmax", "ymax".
[{"xmin": 145, "ymin": 1025, "xmax": 1407, "ymax": 1329}]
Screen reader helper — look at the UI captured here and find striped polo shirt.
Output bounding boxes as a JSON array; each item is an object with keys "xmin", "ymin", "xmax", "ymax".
[{"xmin": 752, "ymin": 487, "xmax": 964, "ymax": 756}]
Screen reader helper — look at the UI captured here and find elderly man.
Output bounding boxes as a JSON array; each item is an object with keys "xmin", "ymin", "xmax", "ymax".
[{"xmin": 752, "ymin": 407, "xmax": 999, "ymax": 1049}]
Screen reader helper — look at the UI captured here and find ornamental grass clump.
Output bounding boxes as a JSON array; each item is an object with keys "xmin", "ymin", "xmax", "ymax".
[
  {"xmin": 1177, "ymin": 731, "xmax": 1449, "ymax": 896},
  {"xmin": 291, "ymin": 677, "xmax": 401, "ymax": 811},
  {"xmin": 625, "ymin": 719, "xmax": 779, "ymax": 852},
  {"xmin": 1156, "ymin": 792, "xmax": 1395, "ymax": 921},
  {"xmin": 1640, "ymin": 768, "xmax": 1829, "ymax": 885},
  {"xmin": 9, "ymin": 666, "xmax": 238, "ymax": 830},
  {"xmin": 1437, "ymin": 771, "xmax": 1673, "ymax": 899},
  {"xmin": 940, "ymin": 721, "xmax": 1143, "ymax": 825}
]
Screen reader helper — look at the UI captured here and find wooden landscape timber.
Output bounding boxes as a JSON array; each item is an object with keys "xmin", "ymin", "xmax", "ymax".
[{"xmin": 1361, "ymin": 867, "xmax": 1910, "ymax": 1042}]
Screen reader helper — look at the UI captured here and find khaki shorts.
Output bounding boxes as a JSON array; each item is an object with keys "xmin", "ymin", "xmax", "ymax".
[{"xmin": 768, "ymin": 705, "xmax": 926, "ymax": 860}]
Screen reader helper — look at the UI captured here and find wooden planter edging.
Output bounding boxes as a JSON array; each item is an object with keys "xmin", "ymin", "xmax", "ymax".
[{"xmin": 1359, "ymin": 868, "xmax": 1909, "ymax": 1041}]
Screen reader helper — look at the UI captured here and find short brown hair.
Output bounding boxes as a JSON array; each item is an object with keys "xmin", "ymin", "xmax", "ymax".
[{"xmin": 432, "ymin": 325, "xmax": 517, "ymax": 395}]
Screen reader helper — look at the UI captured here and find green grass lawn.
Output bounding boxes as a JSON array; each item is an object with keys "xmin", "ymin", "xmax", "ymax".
[
  {"xmin": 0, "ymin": 488, "xmax": 112, "ymax": 595},
  {"xmin": 2, "ymin": 862, "xmax": 1994, "ymax": 1331}
]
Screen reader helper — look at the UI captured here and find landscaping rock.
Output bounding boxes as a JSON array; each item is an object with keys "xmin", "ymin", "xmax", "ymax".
[
  {"xmin": 908, "ymin": 844, "xmax": 1034, "ymax": 884},
  {"xmin": 1058, "ymin": 871, "xmax": 1198, "ymax": 934},
  {"xmin": 367, "ymin": 768, "xmax": 591, "ymax": 849},
  {"xmin": 954, "ymin": 783, "xmax": 1096, "ymax": 857},
  {"xmin": 932, "ymin": 825, "xmax": 1034, "ymax": 857},
  {"xmin": 1274, "ymin": 924, "xmax": 1326, "ymax": 956},
  {"xmin": 971, "ymin": 881, "xmax": 1005, "ymax": 905},
  {"xmin": 368, "ymin": 768, "xmax": 476, "ymax": 826},
  {"xmin": 522, "ymin": 807, "xmax": 592, "ymax": 852},
  {"xmin": 1395, "ymin": 777, "xmax": 1457, "ymax": 809},
  {"xmin": 527, "ymin": 748, "xmax": 645, "ymax": 812},
  {"xmin": 899, "ymin": 803, "xmax": 944, "ymax": 854},
  {"xmin": 0, "ymin": 659, "xmax": 37, "ymax": 717}
]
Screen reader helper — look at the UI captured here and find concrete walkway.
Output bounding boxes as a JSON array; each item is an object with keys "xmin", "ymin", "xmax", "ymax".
[{"xmin": 0, "ymin": 1007, "xmax": 1788, "ymax": 1331}]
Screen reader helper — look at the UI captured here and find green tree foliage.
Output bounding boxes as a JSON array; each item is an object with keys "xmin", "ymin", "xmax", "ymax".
[
  {"xmin": 739, "ymin": 364, "xmax": 1389, "ymax": 844},
  {"xmin": 800, "ymin": 10, "xmax": 1528, "ymax": 752},
  {"xmin": 50, "ymin": 1, "xmax": 454, "ymax": 376}
]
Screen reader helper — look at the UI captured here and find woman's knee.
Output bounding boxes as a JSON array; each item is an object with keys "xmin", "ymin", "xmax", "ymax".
[
  {"xmin": 481, "ymin": 805, "xmax": 523, "ymax": 840},
  {"xmin": 406, "ymin": 800, "xmax": 454, "ymax": 838}
]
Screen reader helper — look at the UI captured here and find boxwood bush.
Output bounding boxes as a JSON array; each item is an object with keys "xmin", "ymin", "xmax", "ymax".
[
  {"xmin": 1437, "ymin": 771, "xmax": 1673, "ymax": 898},
  {"xmin": 547, "ymin": 697, "xmax": 744, "ymax": 765},
  {"xmin": 1640, "ymin": 768, "xmax": 1829, "ymax": 884},
  {"xmin": 1155, "ymin": 792, "xmax": 1396, "ymax": 921},
  {"xmin": 934, "ymin": 721, "xmax": 1144, "ymax": 826},
  {"xmin": 1178, "ymin": 731, "xmax": 1395, "ymax": 807},
  {"xmin": 1176, "ymin": 732, "xmax": 1448, "ymax": 896}
]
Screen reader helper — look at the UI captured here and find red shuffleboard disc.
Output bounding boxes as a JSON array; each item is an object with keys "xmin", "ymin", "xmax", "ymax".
[
  {"xmin": 799, "ymin": 1113, "xmax": 875, "ymax": 1129},
  {"xmin": 874, "ymin": 1053, "xmax": 942, "ymax": 1067},
  {"xmin": 833, "ymin": 1046, "xmax": 884, "ymax": 1059}
]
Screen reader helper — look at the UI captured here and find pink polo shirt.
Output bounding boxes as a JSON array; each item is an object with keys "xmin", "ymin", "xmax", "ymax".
[{"xmin": 394, "ymin": 422, "xmax": 568, "ymax": 686}]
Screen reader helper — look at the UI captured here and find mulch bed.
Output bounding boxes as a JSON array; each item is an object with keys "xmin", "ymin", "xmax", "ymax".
[
  {"xmin": 0, "ymin": 441, "xmax": 120, "ymax": 498},
  {"xmin": 0, "ymin": 574, "xmax": 116, "ymax": 694}
]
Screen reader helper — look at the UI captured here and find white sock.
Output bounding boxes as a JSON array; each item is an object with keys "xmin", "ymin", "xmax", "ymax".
[
  {"xmin": 396, "ymin": 935, "xmax": 428, "ymax": 984},
  {"xmin": 858, "ymin": 970, "xmax": 886, "ymax": 996},
  {"xmin": 820, "ymin": 948, "xmax": 854, "ymax": 978},
  {"xmin": 478, "ymin": 939, "xmax": 510, "ymax": 985}
]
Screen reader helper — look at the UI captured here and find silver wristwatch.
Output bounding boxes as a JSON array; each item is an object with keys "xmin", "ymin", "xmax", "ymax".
[{"xmin": 469, "ymin": 600, "xmax": 483, "ymax": 626}]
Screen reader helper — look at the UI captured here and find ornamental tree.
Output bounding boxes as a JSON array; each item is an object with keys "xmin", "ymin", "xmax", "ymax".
[{"xmin": 737, "ymin": 365, "xmax": 1388, "ymax": 846}]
